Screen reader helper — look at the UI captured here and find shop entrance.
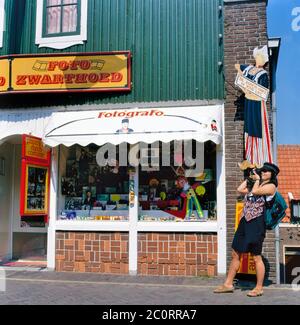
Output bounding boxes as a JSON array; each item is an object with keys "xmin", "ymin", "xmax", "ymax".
[
  {"xmin": 284, "ymin": 246, "xmax": 300, "ymax": 284},
  {"xmin": 0, "ymin": 137, "xmax": 47, "ymax": 269}
]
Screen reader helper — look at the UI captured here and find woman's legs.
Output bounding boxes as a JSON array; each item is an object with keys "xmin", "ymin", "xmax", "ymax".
[
  {"xmin": 253, "ymin": 254, "xmax": 265, "ymax": 289},
  {"xmin": 223, "ymin": 250, "xmax": 241, "ymax": 287}
]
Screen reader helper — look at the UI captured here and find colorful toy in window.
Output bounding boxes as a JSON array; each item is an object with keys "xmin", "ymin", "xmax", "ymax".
[
  {"xmin": 166, "ymin": 176, "xmax": 205, "ymax": 221},
  {"xmin": 234, "ymin": 45, "xmax": 273, "ymax": 167}
]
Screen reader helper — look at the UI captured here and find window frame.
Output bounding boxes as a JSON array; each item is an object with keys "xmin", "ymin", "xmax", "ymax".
[
  {"xmin": 35, "ymin": 0, "xmax": 88, "ymax": 50},
  {"xmin": 42, "ymin": 0, "xmax": 81, "ymax": 38},
  {"xmin": 291, "ymin": 199, "xmax": 300, "ymax": 223},
  {"xmin": 0, "ymin": 0, "xmax": 5, "ymax": 48}
]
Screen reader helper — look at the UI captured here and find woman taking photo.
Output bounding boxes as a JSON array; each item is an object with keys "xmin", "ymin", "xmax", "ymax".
[{"xmin": 214, "ymin": 162, "xmax": 280, "ymax": 297}]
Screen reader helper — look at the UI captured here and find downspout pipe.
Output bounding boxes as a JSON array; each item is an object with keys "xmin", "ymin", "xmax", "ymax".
[
  {"xmin": 269, "ymin": 44, "xmax": 280, "ymax": 285},
  {"xmin": 272, "ymin": 84, "xmax": 280, "ymax": 285}
]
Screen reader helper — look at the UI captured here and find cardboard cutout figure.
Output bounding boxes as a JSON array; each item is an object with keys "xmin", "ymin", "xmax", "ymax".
[
  {"xmin": 166, "ymin": 176, "xmax": 205, "ymax": 221},
  {"xmin": 235, "ymin": 45, "xmax": 273, "ymax": 166}
]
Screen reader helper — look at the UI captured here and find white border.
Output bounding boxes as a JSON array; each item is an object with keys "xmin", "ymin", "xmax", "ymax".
[
  {"xmin": 47, "ymin": 148, "xmax": 58, "ymax": 270},
  {"xmin": 56, "ymin": 220, "xmax": 130, "ymax": 232},
  {"xmin": 55, "ymin": 221, "xmax": 218, "ymax": 233},
  {"xmin": 129, "ymin": 167, "xmax": 139, "ymax": 275},
  {"xmin": 137, "ymin": 221, "xmax": 218, "ymax": 232},
  {"xmin": 0, "ymin": 0, "xmax": 5, "ymax": 48},
  {"xmin": 216, "ymin": 104, "xmax": 227, "ymax": 274},
  {"xmin": 35, "ymin": 0, "xmax": 88, "ymax": 50}
]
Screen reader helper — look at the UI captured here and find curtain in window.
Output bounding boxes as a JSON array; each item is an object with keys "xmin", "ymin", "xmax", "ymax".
[{"xmin": 46, "ymin": 0, "xmax": 78, "ymax": 35}]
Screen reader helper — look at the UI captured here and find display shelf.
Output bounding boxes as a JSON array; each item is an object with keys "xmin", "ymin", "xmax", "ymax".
[
  {"xmin": 137, "ymin": 221, "xmax": 218, "ymax": 232},
  {"xmin": 58, "ymin": 209, "xmax": 129, "ymax": 221},
  {"xmin": 55, "ymin": 220, "xmax": 130, "ymax": 231}
]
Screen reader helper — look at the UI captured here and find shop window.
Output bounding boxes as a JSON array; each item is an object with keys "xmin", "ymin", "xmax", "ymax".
[
  {"xmin": 0, "ymin": 0, "xmax": 4, "ymax": 48},
  {"xmin": 291, "ymin": 200, "xmax": 300, "ymax": 224},
  {"xmin": 43, "ymin": 0, "xmax": 80, "ymax": 37},
  {"xmin": 58, "ymin": 144, "xmax": 130, "ymax": 221},
  {"xmin": 35, "ymin": 0, "xmax": 88, "ymax": 49},
  {"xmin": 138, "ymin": 141, "xmax": 217, "ymax": 222},
  {"xmin": 57, "ymin": 141, "xmax": 217, "ymax": 223}
]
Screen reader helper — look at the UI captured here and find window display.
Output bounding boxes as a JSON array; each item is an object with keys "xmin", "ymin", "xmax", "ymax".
[
  {"xmin": 138, "ymin": 141, "xmax": 217, "ymax": 222},
  {"xmin": 25, "ymin": 165, "xmax": 48, "ymax": 213},
  {"xmin": 57, "ymin": 141, "xmax": 217, "ymax": 223},
  {"xmin": 58, "ymin": 144, "xmax": 130, "ymax": 221}
]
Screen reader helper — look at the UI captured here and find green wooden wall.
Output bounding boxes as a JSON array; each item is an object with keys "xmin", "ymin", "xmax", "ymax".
[{"xmin": 0, "ymin": 0, "xmax": 224, "ymax": 107}]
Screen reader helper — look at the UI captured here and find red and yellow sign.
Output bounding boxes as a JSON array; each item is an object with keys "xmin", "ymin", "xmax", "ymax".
[
  {"xmin": 24, "ymin": 136, "xmax": 49, "ymax": 161},
  {"xmin": 235, "ymin": 201, "xmax": 256, "ymax": 275},
  {"xmin": 0, "ymin": 59, "xmax": 9, "ymax": 92},
  {"xmin": 20, "ymin": 135, "xmax": 51, "ymax": 217},
  {"xmin": 0, "ymin": 52, "xmax": 131, "ymax": 94}
]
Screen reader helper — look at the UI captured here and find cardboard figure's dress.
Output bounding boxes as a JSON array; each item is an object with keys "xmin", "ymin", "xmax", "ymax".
[{"xmin": 240, "ymin": 64, "xmax": 273, "ymax": 166}]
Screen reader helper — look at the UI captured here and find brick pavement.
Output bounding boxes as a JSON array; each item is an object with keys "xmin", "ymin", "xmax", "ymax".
[{"xmin": 0, "ymin": 269, "xmax": 299, "ymax": 305}]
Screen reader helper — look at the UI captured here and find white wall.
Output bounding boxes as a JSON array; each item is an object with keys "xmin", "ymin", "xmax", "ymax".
[
  {"xmin": 0, "ymin": 143, "xmax": 12, "ymax": 261},
  {"xmin": 12, "ymin": 144, "xmax": 22, "ymax": 231},
  {"xmin": 12, "ymin": 145, "xmax": 21, "ymax": 231}
]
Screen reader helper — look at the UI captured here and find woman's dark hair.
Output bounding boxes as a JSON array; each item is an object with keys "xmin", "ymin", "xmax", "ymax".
[
  {"xmin": 262, "ymin": 171, "xmax": 278, "ymax": 187},
  {"xmin": 269, "ymin": 172, "xmax": 278, "ymax": 187}
]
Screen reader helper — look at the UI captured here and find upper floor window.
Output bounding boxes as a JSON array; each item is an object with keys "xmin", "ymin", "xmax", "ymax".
[
  {"xmin": 44, "ymin": 0, "xmax": 80, "ymax": 37},
  {"xmin": 36, "ymin": 0, "xmax": 88, "ymax": 50},
  {"xmin": 0, "ymin": 0, "xmax": 5, "ymax": 48}
]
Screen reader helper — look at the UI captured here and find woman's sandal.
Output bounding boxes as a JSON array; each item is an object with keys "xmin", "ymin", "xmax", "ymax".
[
  {"xmin": 247, "ymin": 288, "xmax": 264, "ymax": 297},
  {"xmin": 213, "ymin": 285, "xmax": 234, "ymax": 293}
]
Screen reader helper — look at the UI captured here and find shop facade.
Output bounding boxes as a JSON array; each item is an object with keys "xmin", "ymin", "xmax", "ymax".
[
  {"xmin": 0, "ymin": 0, "xmax": 279, "ymax": 279},
  {"xmin": 0, "ymin": 103, "xmax": 226, "ymax": 276}
]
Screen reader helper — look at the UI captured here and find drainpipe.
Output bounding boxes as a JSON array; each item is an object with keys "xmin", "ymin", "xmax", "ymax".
[{"xmin": 270, "ymin": 48, "xmax": 280, "ymax": 285}]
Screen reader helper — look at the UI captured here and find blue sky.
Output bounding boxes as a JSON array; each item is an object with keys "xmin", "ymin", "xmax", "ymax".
[{"xmin": 267, "ymin": 0, "xmax": 300, "ymax": 144}]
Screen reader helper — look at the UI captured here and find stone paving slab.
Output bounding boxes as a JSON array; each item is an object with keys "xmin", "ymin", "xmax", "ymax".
[{"xmin": 0, "ymin": 269, "xmax": 299, "ymax": 305}]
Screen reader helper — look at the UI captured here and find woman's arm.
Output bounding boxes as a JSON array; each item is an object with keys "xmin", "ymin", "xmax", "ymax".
[
  {"xmin": 237, "ymin": 180, "xmax": 249, "ymax": 195},
  {"xmin": 251, "ymin": 180, "xmax": 276, "ymax": 196}
]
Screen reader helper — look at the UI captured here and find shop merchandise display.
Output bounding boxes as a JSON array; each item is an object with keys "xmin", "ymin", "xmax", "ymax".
[
  {"xmin": 59, "ymin": 143, "xmax": 217, "ymax": 222},
  {"xmin": 26, "ymin": 166, "xmax": 47, "ymax": 211},
  {"xmin": 59, "ymin": 145, "xmax": 130, "ymax": 221},
  {"xmin": 138, "ymin": 166, "xmax": 217, "ymax": 222}
]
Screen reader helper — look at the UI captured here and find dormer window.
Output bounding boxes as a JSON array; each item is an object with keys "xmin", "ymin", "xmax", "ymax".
[
  {"xmin": 35, "ymin": 0, "xmax": 88, "ymax": 50},
  {"xmin": 43, "ymin": 0, "xmax": 80, "ymax": 37},
  {"xmin": 0, "ymin": 0, "xmax": 5, "ymax": 48}
]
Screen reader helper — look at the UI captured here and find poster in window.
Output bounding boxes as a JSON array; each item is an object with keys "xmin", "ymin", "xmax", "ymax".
[
  {"xmin": 22, "ymin": 164, "xmax": 49, "ymax": 215},
  {"xmin": 20, "ymin": 135, "xmax": 51, "ymax": 217}
]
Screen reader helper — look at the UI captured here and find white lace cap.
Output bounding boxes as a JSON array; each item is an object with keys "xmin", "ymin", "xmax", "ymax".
[{"xmin": 253, "ymin": 45, "xmax": 269, "ymax": 64}]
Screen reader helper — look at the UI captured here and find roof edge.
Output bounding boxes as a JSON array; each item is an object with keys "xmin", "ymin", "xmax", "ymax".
[{"xmin": 223, "ymin": 0, "xmax": 267, "ymax": 4}]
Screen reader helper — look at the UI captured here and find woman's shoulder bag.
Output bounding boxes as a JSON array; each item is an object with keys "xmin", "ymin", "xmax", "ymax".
[{"xmin": 264, "ymin": 192, "xmax": 288, "ymax": 230}]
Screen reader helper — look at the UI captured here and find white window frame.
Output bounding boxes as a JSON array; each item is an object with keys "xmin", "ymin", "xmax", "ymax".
[
  {"xmin": 35, "ymin": 0, "xmax": 88, "ymax": 50},
  {"xmin": 0, "ymin": 0, "xmax": 5, "ymax": 48}
]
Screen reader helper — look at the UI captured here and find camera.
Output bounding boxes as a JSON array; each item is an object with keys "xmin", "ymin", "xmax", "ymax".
[
  {"xmin": 250, "ymin": 168, "xmax": 258, "ymax": 176},
  {"xmin": 246, "ymin": 168, "xmax": 260, "ymax": 191},
  {"xmin": 246, "ymin": 177, "xmax": 255, "ymax": 191}
]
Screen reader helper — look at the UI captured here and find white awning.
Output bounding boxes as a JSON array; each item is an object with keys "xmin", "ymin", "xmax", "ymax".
[
  {"xmin": 43, "ymin": 106, "xmax": 223, "ymax": 147},
  {"xmin": 0, "ymin": 110, "xmax": 53, "ymax": 143}
]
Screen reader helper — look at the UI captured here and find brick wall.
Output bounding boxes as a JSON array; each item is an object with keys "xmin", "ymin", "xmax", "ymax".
[
  {"xmin": 224, "ymin": 0, "xmax": 276, "ymax": 281},
  {"xmin": 56, "ymin": 232, "xmax": 129, "ymax": 274},
  {"xmin": 138, "ymin": 233, "xmax": 218, "ymax": 276}
]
